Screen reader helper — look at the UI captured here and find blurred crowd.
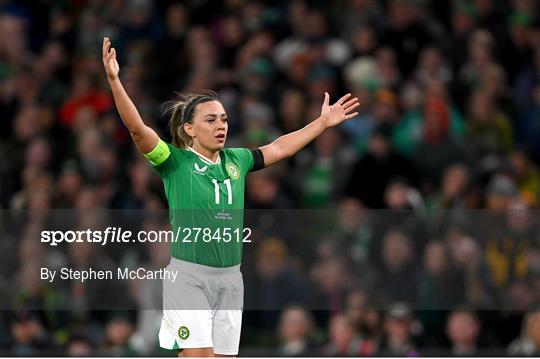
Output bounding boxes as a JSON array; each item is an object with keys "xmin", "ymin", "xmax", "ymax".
[{"xmin": 2, "ymin": 0, "xmax": 540, "ymax": 356}]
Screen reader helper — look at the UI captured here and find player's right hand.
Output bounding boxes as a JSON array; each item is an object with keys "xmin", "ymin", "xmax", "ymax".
[{"xmin": 102, "ymin": 37, "xmax": 119, "ymax": 81}]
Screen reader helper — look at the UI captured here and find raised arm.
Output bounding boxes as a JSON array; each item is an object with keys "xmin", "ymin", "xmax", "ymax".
[
  {"xmin": 260, "ymin": 92, "xmax": 359, "ymax": 167},
  {"xmin": 102, "ymin": 37, "xmax": 159, "ymax": 154}
]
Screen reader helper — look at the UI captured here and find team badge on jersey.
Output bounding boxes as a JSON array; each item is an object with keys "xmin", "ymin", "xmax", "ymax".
[
  {"xmin": 226, "ymin": 163, "xmax": 240, "ymax": 180},
  {"xmin": 178, "ymin": 325, "xmax": 190, "ymax": 340}
]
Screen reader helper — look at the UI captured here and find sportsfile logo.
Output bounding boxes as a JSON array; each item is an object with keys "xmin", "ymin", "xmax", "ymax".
[{"xmin": 193, "ymin": 162, "xmax": 207, "ymax": 175}]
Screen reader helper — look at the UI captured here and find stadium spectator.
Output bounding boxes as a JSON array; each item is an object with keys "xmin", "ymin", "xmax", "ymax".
[
  {"xmin": 380, "ymin": 0, "xmax": 437, "ymax": 76},
  {"xmin": 467, "ymin": 89, "xmax": 513, "ymax": 157},
  {"xmin": 446, "ymin": 232, "xmax": 499, "ymax": 308},
  {"xmin": 10, "ymin": 310, "xmax": 57, "ymax": 356},
  {"xmin": 65, "ymin": 329, "xmax": 95, "ymax": 357},
  {"xmin": 416, "ymin": 241, "xmax": 465, "ymax": 309},
  {"xmin": 245, "ymin": 237, "xmax": 311, "ymax": 329},
  {"xmin": 345, "ymin": 124, "xmax": 418, "ymax": 208},
  {"xmin": 276, "ymin": 305, "xmax": 318, "ymax": 356},
  {"xmin": 445, "ymin": 308, "xmax": 487, "ymax": 356},
  {"xmin": 426, "ymin": 163, "xmax": 472, "ymax": 226},
  {"xmin": 310, "ymin": 256, "xmax": 354, "ymax": 315},
  {"xmin": 59, "ymin": 72, "xmax": 113, "ymax": 126},
  {"xmin": 100, "ymin": 314, "xmax": 136, "ymax": 356},
  {"xmin": 293, "ymin": 127, "xmax": 356, "ymax": 207},
  {"xmin": 415, "ymin": 240, "xmax": 465, "ymax": 345},
  {"xmin": 334, "ymin": 197, "xmax": 375, "ymax": 270},
  {"xmin": 485, "ymin": 200, "xmax": 533, "ymax": 288},
  {"xmin": 507, "ymin": 310, "xmax": 540, "ymax": 356},
  {"xmin": 508, "ymin": 148, "xmax": 540, "ymax": 207},
  {"xmin": 377, "ymin": 303, "xmax": 420, "ymax": 356},
  {"xmin": 343, "ymin": 288, "xmax": 379, "ymax": 356},
  {"xmin": 321, "ymin": 313, "xmax": 372, "ymax": 356},
  {"xmin": 372, "ymin": 229, "xmax": 417, "ymax": 305}
]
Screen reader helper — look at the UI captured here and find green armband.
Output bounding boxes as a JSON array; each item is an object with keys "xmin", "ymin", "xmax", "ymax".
[{"xmin": 144, "ymin": 139, "xmax": 170, "ymax": 166}]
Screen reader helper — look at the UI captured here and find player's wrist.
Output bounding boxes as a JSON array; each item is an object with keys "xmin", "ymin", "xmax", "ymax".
[
  {"xmin": 107, "ymin": 73, "xmax": 119, "ymax": 82},
  {"xmin": 317, "ymin": 114, "xmax": 332, "ymax": 129}
]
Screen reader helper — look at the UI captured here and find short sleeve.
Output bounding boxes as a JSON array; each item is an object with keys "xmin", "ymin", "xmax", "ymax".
[{"xmin": 229, "ymin": 148, "xmax": 255, "ymax": 175}]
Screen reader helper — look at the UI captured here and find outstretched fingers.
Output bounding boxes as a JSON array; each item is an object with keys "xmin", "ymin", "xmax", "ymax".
[
  {"xmin": 343, "ymin": 97, "xmax": 360, "ymax": 113},
  {"xmin": 103, "ymin": 37, "xmax": 110, "ymax": 58},
  {"xmin": 345, "ymin": 111, "xmax": 359, "ymax": 120},
  {"xmin": 336, "ymin": 93, "xmax": 352, "ymax": 105},
  {"xmin": 103, "ymin": 37, "xmax": 117, "ymax": 65}
]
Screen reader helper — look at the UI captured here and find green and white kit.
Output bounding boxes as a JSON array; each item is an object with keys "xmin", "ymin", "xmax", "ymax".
[
  {"xmin": 148, "ymin": 140, "xmax": 254, "ymax": 267},
  {"xmin": 146, "ymin": 139, "xmax": 258, "ymax": 354}
]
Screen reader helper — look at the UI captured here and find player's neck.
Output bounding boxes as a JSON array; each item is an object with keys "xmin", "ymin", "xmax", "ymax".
[{"xmin": 190, "ymin": 144, "xmax": 220, "ymax": 163}]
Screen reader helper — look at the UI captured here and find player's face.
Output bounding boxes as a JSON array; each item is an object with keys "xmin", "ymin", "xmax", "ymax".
[{"xmin": 187, "ymin": 100, "xmax": 228, "ymax": 151}]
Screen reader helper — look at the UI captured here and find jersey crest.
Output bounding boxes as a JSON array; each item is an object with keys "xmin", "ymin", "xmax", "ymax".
[{"xmin": 226, "ymin": 162, "xmax": 240, "ymax": 180}]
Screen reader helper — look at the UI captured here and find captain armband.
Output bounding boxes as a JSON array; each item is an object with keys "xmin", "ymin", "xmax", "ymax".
[{"xmin": 144, "ymin": 139, "xmax": 170, "ymax": 166}]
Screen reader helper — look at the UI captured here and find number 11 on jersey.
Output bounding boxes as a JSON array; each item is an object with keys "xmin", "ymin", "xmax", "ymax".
[{"xmin": 212, "ymin": 179, "xmax": 233, "ymax": 205}]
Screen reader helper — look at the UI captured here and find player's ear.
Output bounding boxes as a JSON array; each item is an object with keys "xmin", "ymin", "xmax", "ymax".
[{"xmin": 183, "ymin": 122, "xmax": 195, "ymax": 138}]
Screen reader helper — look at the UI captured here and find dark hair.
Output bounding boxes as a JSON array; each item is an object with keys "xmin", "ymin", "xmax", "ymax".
[{"xmin": 162, "ymin": 90, "xmax": 219, "ymax": 148}]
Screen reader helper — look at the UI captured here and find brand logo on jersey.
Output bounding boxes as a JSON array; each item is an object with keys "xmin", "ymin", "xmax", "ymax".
[
  {"xmin": 178, "ymin": 326, "xmax": 190, "ymax": 340},
  {"xmin": 194, "ymin": 162, "xmax": 207, "ymax": 175},
  {"xmin": 226, "ymin": 163, "xmax": 240, "ymax": 180}
]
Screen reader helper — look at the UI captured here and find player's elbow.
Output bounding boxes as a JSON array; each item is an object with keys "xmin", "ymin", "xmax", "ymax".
[
  {"xmin": 130, "ymin": 127, "xmax": 152, "ymax": 146},
  {"xmin": 129, "ymin": 124, "xmax": 149, "ymax": 138}
]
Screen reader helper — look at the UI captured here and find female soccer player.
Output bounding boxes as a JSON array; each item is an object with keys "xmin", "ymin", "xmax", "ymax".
[{"xmin": 102, "ymin": 37, "xmax": 359, "ymax": 357}]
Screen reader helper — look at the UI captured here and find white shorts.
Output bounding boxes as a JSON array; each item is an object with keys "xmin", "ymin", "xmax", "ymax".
[{"xmin": 158, "ymin": 258, "xmax": 243, "ymax": 355}]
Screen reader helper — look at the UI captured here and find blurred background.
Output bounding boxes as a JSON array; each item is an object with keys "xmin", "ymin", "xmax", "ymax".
[{"xmin": 1, "ymin": 0, "xmax": 540, "ymax": 356}]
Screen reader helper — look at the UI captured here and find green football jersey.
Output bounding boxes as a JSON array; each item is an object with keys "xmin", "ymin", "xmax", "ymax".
[{"xmin": 151, "ymin": 143, "xmax": 254, "ymax": 267}]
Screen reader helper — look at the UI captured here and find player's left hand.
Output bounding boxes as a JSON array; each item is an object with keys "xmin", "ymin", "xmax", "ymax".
[{"xmin": 320, "ymin": 92, "xmax": 360, "ymax": 128}]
